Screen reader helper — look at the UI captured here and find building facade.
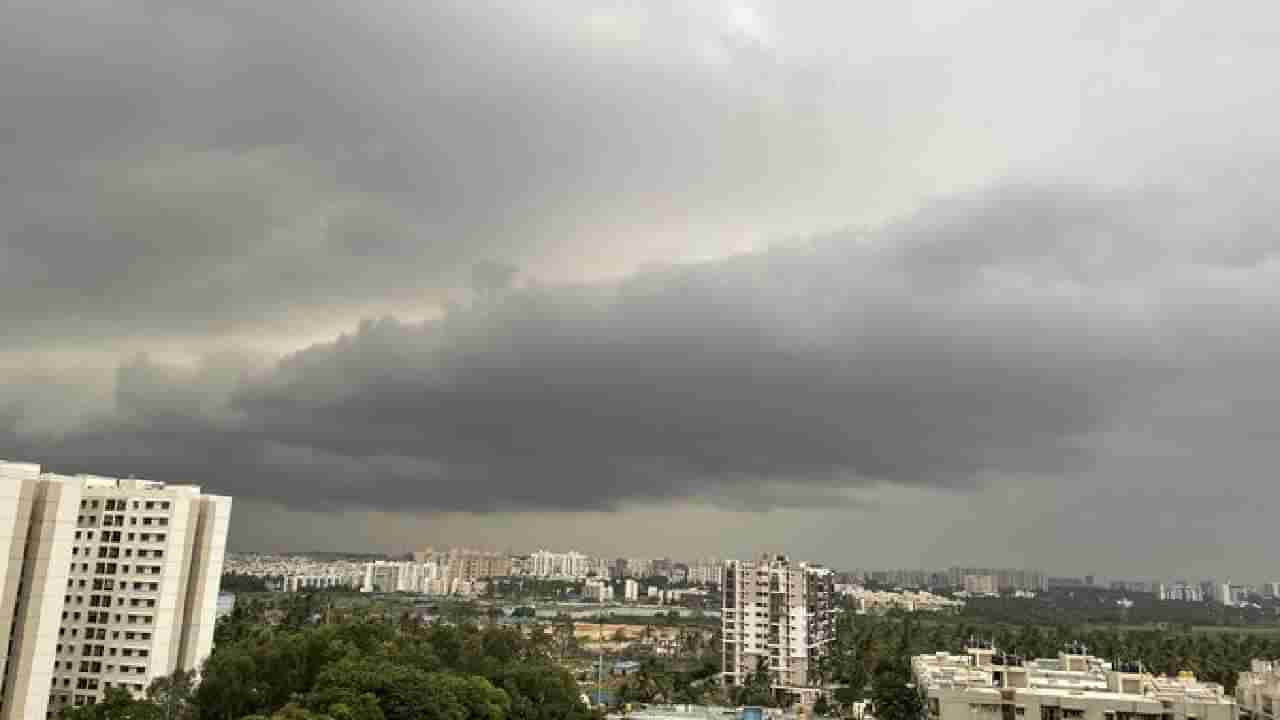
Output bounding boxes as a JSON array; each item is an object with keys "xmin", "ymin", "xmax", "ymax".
[
  {"xmin": 721, "ymin": 554, "xmax": 835, "ymax": 704},
  {"xmin": 914, "ymin": 645, "xmax": 1236, "ymax": 720},
  {"xmin": 1, "ymin": 460, "xmax": 232, "ymax": 720},
  {"xmin": 1237, "ymin": 659, "xmax": 1280, "ymax": 720}
]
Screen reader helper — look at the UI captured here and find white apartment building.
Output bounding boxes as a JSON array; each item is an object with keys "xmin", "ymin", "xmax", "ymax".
[
  {"xmin": 360, "ymin": 561, "xmax": 428, "ymax": 593},
  {"xmin": 721, "ymin": 554, "xmax": 835, "ymax": 705},
  {"xmin": 584, "ymin": 579, "xmax": 613, "ymax": 603},
  {"xmin": 914, "ymin": 646, "xmax": 1236, "ymax": 720},
  {"xmin": 838, "ymin": 586, "xmax": 964, "ymax": 614},
  {"xmin": 1, "ymin": 461, "xmax": 231, "ymax": 720},
  {"xmin": 285, "ymin": 575, "xmax": 352, "ymax": 592},
  {"xmin": 964, "ymin": 575, "xmax": 999, "ymax": 595},
  {"xmin": 624, "ymin": 579, "xmax": 640, "ymax": 602},
  {"xmin": 1237, "ymin": 659, "xmax": 1280, "ymax": 720},
  {"xmin": 527, "ymin": 550, "xmax": 590, "ymax": 579}
]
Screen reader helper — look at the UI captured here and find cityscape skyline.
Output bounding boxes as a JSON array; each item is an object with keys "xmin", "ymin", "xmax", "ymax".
[{"xmin": 5, "ymin": 2, "xmax": 1280, "ymax": 584}]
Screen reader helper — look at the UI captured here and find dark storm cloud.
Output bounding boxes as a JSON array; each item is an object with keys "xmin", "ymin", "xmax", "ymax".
[
  {"xmin": 0, "ymin": 0, "xmax": 845, "ymax": 344},
  {"xmin": 12, "ymin": 177, "xmax": 1277, "ymax": 513}
]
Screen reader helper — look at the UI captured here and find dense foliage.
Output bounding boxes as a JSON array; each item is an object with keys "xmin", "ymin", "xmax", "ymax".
[
  {"xmin": 71, "ymin": 599, "xmax": 598, "ymax": 720},
  {"xmin": 219, "ymin": 574, "xmax": 272, "ymax": 593},
  {"xmin": 960, "ymin": 588, "xmax": 1280, "ymax": 627},
  {"xmin": 203, "ymin": 620, "xmax": 596, "ymax": 720}
]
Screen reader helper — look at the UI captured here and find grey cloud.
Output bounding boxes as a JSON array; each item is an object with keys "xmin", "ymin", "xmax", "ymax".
[
  {"xmin": 11, "ymin": 178, "xmax": 1274, "ymax": 514},
  {"xmin": 0, "ymin": 0, "xmax": 853, "ymax": 347}
]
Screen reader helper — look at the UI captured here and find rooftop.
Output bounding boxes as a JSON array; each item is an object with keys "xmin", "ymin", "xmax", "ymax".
[{"xmin": 913, "ymin": 648, "xmax": 1233, "ymax": 706}]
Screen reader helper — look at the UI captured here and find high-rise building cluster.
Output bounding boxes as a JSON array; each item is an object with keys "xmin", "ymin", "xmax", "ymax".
[
  {"xmin": 720, "ymin": 553, "xmax": 835, "ymax": 706},
  {"xmin": 1, "ymin": 460, "xmax": 231, "ymax": 720},
  {"xmin": 850, "ymin": 567, "xmax": 1048, "ymax": 592},
  {"xmin": 222, "ymin": 545, "xmax": 730, "ymax": 597}
]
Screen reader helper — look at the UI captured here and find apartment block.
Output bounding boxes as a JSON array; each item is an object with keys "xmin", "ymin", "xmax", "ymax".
[
  {"xmin": 1, "ymin": 460, "xmax": 231, "ymax": 720},
  {"xmin": 721, "ymin": 554, "xmax": 835, "ymax": 705},
  {"xmin": 914, "ymin": 645, "xmax": 1236, "ymax": 720},
  {"xmin": 1237, "ymin": 659, "xmax": 1280, "ymax": 720}
]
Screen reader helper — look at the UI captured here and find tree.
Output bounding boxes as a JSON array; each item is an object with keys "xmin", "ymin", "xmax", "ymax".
[
  {"xmin": 63, "ymin": 687, "xmax": 162, "ymax": 720},
  {"xmin": 871, "ymin": 660, "xmax": 923, "ymax": 720},
  {"xmin": 147, "ymin": 669, "xmax": 197, "ymax": 720}
]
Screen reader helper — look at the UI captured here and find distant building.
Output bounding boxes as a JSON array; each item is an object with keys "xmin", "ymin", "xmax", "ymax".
[
  {"xmin": 1159, "ymin": 581, "xmax": 1205, "ymax": 602},
  {"xmin": 624, "ymin": 578, "xmax": 639, "ymax": 602},
  {"xmin": 528, "ymin": 549, "xmax": 590, "ymax": 579},
  {"xmin": 838, "ymin": 585, "xmax": 964, "ymax": 614},
  {"xmin": 1047, "ymin": 576, "xmax": 1086, "ymax": 588},
  {"xmin": 445, "ymin": 548, "xmax": 511, "ymax": 582},
  {"xmin": 915, "ymin": 645, "xmax": 1236, "ymax": 720},
  {"xmin": 584, "ymin": 578, "xmax": 613, "ymax": 602},
  {"xmin": 216, "ymin": 592, "xmax": 237, "ymax": 619},
  {"xmin": 286, "ymin": 574, "xmax": 353, "ymax": 592},
  {"xmin": 721, "ymin": 554, "xmax": 835, "ymax": 706},
  {"xmin": 361, "ymin": 561, "xmax": 424, "ymax": 593},
  {"xmin": 963, "ymin": 574, "xmax": 997, "ymax": 595}
]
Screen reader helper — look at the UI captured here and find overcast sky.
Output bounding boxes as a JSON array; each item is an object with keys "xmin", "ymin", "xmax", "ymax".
[{"xmin": 3, "ymin": 0, "xmax": 1279, "ymax": 581}]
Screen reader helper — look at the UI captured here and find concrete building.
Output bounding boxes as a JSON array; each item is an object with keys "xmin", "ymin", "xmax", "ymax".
[
  {"xmin": 285, "ymin": 575, "xmax": 352, "ymax": 592},
  {"xmin": 837, "ymin": 585, "xmax": 964, "ymax": 614},
  {"xmin": 584, "ymin": 579, "xmax": 613, "ymax": 603},
  {"xmin": 215, "ymin": 593, "xmax": 236, "ymax": 620},
  {"xmin": 963, "ymin": 574, "xmax": 998, "ymax": 595},
  {"xmin": 1159, "ymin": 582, "xmax": 1205, "ymax": 603},
  {"xmin": 1236, "ymin": 659, "xmax": 1280, "ymax": 720},
  {"xmin": 527, "ymin": 550, "xmax": 590, "ymax": 579},
  {"xmin": 448, "ymin": 549, "xmax": 511, "ymax": 582},
  {"xmin": 721, "ymin": 554, "xmax": 835, "ymax": 705},
  {"xmin": 1, "ymin": 460, "xmax": 231, "ymax": 720},
  {"xmin": 360, "ymin": 561, "xmax": 426, "ymax": 593},
  {"xmin": 624, "ymin": 579, "xmax": 640, "ymax": 602},
  {"xmin": 914, "ymin": 645, "xmax": 1236, "ymax": 720}
]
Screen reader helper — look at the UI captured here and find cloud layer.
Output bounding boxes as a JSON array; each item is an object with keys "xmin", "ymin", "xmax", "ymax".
[
  {"xmin": 6, "ymin": 178, "xmax": 1279, "ymax": 517},
  {"xmin": 4, "ymin": 0, "xmax": 1280, "ymax": 570}
]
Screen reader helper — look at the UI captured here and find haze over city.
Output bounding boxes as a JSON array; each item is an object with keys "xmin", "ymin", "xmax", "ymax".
[{"xmin": 4, "ymin": 0, "xmax": 1280, "ymax": 580}]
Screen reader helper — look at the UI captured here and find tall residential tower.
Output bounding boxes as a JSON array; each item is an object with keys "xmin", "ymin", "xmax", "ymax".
[
  {"xmin": 1, "ymin": 460, "xmax": 231, "ymax": 720},
  {"xmin": 721, "ymin": 553, "xmax": 835, "ymax": 705}
]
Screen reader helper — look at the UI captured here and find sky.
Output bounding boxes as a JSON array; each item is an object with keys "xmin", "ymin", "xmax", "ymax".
[{"xmin": 3, "ymin": 0, "xmax": 1280, "ymax": 581}]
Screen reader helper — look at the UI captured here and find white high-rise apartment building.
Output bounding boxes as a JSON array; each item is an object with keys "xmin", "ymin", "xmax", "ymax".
[
  {"xmin": 721, "ymin": 554, "xmax": 835, "ymax": 705},
  {"xmin": 527, "ymin": 550, "xmax": 590, "ymax": 579},
  {"xmin": 1, "ymin": 460, "xmax": 231, "ymax": 720}
]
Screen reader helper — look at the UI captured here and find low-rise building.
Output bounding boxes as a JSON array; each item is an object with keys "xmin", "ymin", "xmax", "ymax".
[
  {"xmin": 914, "ymin": 646, "xmax": 1236, "ymax": 720},
  {"xmin": 1237, "ymin": 659, "xmax": 1280, "ymax": 720},
  {"xmin": 837, "ymin": 585, "xmax": 964, "ymax": 614}
]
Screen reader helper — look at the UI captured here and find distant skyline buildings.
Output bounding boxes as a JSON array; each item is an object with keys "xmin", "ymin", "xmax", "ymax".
[{"xmin": 224, "ymin": 546, "xmax": 1280, "ymax": 599}]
